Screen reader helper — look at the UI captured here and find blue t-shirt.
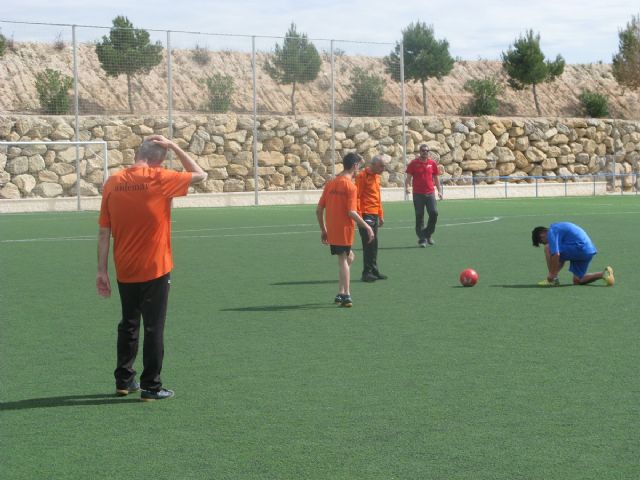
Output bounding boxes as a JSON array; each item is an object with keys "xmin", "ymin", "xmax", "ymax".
[{"xmin": 547, "ymin": 222, "xmax": 597, "ymax": 261}]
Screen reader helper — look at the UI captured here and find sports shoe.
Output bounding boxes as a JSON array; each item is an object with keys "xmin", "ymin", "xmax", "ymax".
[
  {"xmin": 361, "ymin": 272, "xmax": 378, "ymax": 282},
  {"xmin": 334, "ymin": 294, "xmax": 344, "ymax": 304},
  {"xmin": 372, "ymin": 271, "xmax": 388, "ymax": 280},
  {"xmin": 426, "ymin": 237, "xmax": 435, "ymax": 245},
  {"xmin": 602, "ymin": 266, "xmax": 615, "ymax": 286},
  {"xmin": 115, "ymin": 380, "xmax": 140, "ymax": 397},
  {"xmin": 140, "ymin": 388, "xmax": 175, "ymax": 402},
  {"xmin": 340, "ymin": 295, "xmax": 353, "ymax": 308},
  {"xmin": 537, "ymin": 278, "xmax": 560, "ymax": 287},
  {"xmin": 418, "ymin": 240, "xmax": 427, "ymax": 248}
]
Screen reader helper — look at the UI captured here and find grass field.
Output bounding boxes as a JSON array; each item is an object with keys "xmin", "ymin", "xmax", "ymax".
[{"xmin": 1, "ymin": 196, "xmax": 638, "ymax": 480}]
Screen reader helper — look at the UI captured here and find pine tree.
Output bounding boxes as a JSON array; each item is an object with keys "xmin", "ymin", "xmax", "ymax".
[
  {"xmin": 612, "ymin": 15, "xmax": 640, "ymax": 91},
  {"xmin": 501, "ymin": 30, "xmax": 565, "ymax": 116},
  {"xmin": 95, "ymin": 16, "xmax": 163, "ymax": 113},
  {"xmin": 384, "ymin": 22, "xmax": 454, "ymax": 115},
  {"xmin": 264, "ymin": 23, "xmax": 321, "ymax": 116}
]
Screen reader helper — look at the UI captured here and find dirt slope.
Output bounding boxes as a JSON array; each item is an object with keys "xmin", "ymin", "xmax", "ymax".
[{"xmin": 0, "ymin": 42, "xmax": 638, "ymax": 119}]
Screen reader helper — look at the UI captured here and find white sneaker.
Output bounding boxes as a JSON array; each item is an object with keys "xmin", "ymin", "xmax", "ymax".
[{"xmin": 602, "ymin": 266, "xmax": 615, "ymax": 286}]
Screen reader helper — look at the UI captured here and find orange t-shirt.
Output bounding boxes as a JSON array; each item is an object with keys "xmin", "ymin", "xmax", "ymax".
[
  {"xmin": 355, "ymin": 168, "xmax": 383, "ymax": 219},
  {"xmin": 98, "ymin": 166, "xmax": 192, "ymax": 283},
  {"xmin": 318, "ymin": 175, "xmax": 357, "ymax": 246}
]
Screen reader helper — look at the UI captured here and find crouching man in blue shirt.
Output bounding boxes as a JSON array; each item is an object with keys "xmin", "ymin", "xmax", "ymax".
[{"xmin": 531, "ymin": 222, "xmax": 615, "ymax": 287}]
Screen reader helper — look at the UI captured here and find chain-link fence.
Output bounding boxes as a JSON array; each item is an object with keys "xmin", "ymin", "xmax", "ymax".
[
  {"xmin": 1, "ymin": 20, "xmax": 639, "ymax": 206},
  {"xmin": 0, "ymin": 21, "xmax": 403, "ymax": 119},
  {"xmin": 0, "ymin": 20, "xmax": 411, "ymax": 200}
]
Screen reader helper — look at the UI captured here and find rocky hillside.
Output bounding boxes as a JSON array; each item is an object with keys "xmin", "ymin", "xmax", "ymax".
[{"xmin": 1, "ymin": 42, "xmax": 639, "ymax": 119}]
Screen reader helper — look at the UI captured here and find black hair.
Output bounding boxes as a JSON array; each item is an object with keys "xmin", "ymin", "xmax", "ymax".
[
  {"xmin": 531, "ymin": 226, "xmax": 547, "ymax": 247},
  {"xmin": 342, "ymin": 152, "xmax": 361, "ymax": 170}
]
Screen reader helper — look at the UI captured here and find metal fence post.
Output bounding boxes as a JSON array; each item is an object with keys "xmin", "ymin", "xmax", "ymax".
[
  {"xmin": 103, "ymin": 142, "xmax": 109, "ymax": 183},
  {"xmin": 330, "ymin": 39, "xmax": 336, "ymax": 177},
  {"xmin": 252, "ymin": 36, "xmax": 258, "ymax": 205},
  {"xmin": 167, "ymin": 30, "xmax": 173, "ymax": 145},
  {"xmin": 620, "ymin": 173, "xmax": 624, "ymax": 195},
  {"xmin": 72, "ymin": 24, "xmax": 81, "ymax": 211},
  {"xmin": 400, "ymin": 42, "xmax": 407, "ymax": 201}
]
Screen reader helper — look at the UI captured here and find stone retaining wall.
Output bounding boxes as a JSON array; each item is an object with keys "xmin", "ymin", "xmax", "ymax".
[{"xmin": 1, "ymin": 114, "xmax": 639, "ymax": 200}]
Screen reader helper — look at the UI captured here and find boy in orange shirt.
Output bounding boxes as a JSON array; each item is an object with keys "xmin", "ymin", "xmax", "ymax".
[
  {"xmin": 97, "ymin": 135, "xmax": 207, "ymax": 401},
  {"xmin": 316, "ymin": 153, "xmax": 374, "ymax": 307}
]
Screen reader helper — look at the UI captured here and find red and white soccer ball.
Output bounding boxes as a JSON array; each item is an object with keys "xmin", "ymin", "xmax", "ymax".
[{"xmin": 459, "ymin": 268, "xmax": 478, "ymax": 287}]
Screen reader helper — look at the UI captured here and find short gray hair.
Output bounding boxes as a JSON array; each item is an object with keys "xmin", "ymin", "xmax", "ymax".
[
  {"xmin": 371, "ymin": 155, "xmax": 385, "ymax": 165},
  {"xmin": 135, "ymin": 140, "xmax": 168, "ymax": 164}
]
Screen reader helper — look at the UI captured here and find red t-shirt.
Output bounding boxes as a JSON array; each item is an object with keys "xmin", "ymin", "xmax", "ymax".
[
  {"xmin": 98, "ymin": 166, "xmax": 192, "ymax": 283},
  {"xmin": 318, "ymin": 175, "xmax": 358, "ymax": 246},
  {"xmin": 406, "ymin": 158, "xmax": 439, "ymax": 194}
]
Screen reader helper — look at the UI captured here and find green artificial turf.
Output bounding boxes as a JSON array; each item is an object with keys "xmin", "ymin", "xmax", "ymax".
[{"xmin": 1, "ymin": 196, "xmax": 638, "ymax": 479}]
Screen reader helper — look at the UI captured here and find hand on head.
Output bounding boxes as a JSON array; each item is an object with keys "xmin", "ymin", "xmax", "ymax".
[{"xmin": 145, "ymin": 135, "xmax": 172, "ymax": 149}]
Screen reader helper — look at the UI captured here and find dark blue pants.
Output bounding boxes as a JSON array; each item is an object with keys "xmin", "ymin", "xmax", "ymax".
[
  {"xmin": 358, "ymin": 214, "xmax": 380, "ymax": 275},
  {"xmin": 115, "ymin": 273, "xmax": 171, "ymax": 391},
  {"xmin": 412, "ymin": 193, "xmax": 438, "ymax": 241}
]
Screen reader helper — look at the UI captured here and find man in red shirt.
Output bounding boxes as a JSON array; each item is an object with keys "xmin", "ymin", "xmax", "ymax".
[
  {"xmin": 316, "ymin": 153, "xmax": 374, "ymax": 307},
  {"xmin": 356, "ymin": 155, "xmax": 387, "ymax": 282},
  {"xmin": 405, "ymin": 144, "xmax": 443, "ymax": 247},
  {"xmin": 97, "ymin": 135, "xmax": 207, "ymax": 401}
]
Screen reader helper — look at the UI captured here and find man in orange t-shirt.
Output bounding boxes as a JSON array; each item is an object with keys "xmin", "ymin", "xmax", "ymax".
[
  {"xmin": 316, "ymin": 153, "xmax": 374, "ymax": 308},
  {"xmin": 356, "ymin": 154, "xmax": 387, "ymax": 283},
  {"xmin": 97, "ymin": 135, "xmax": 207, "ymax": 401}
]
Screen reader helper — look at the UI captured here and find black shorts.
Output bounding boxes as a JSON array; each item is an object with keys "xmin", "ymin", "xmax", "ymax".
[{"xmin": 330, "ymin": 245, "xmax": 351, "ymax": 255}]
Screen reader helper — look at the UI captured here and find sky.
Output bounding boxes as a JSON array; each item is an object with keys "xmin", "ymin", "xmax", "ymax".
[{"xmin": 0, "ymin": 0, "xmax": 636, "ymax": 63}]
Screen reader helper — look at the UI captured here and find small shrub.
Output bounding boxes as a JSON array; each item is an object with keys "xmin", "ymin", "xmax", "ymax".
[
  {"xmin": 0, "ymin": 32, "xmax": 6, "ymax": 57},
  {"xmin": 192, "ymin": 44, "xmax": 210, "ymax": 66},
  {"xmin": 35, "ymin": 68, "xmax": 73, "ymax": 114},
  {"xmin": 579, "ymin": 89, "xmax": 609, "ymax": 118},
  {"xmin": 342, "ymin": 67, "xmax": 386, "ymax": 116},
  {"xmin": 54, "ymin": 32, "xmax": 65, "ymax": 51},
  {"xmin": 462, "ymin": 77, "xmax": 502, "ymax": 115},
  {"xmin": 203, "ymin": 73, "xmax": 234, "ymax": 113}
]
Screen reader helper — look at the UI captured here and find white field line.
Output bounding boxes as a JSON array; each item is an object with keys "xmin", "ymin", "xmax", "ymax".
[
  {"xmin": 2, "ymin": 208, "xmax": 640, "ymax": 243},
  {"xmin": 0, "ymin": 216, "xmax": 501, "ymax": 243},
  {"xmin": 172, "ymin": 217, "xmax": 502, "ymax": 240}
]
